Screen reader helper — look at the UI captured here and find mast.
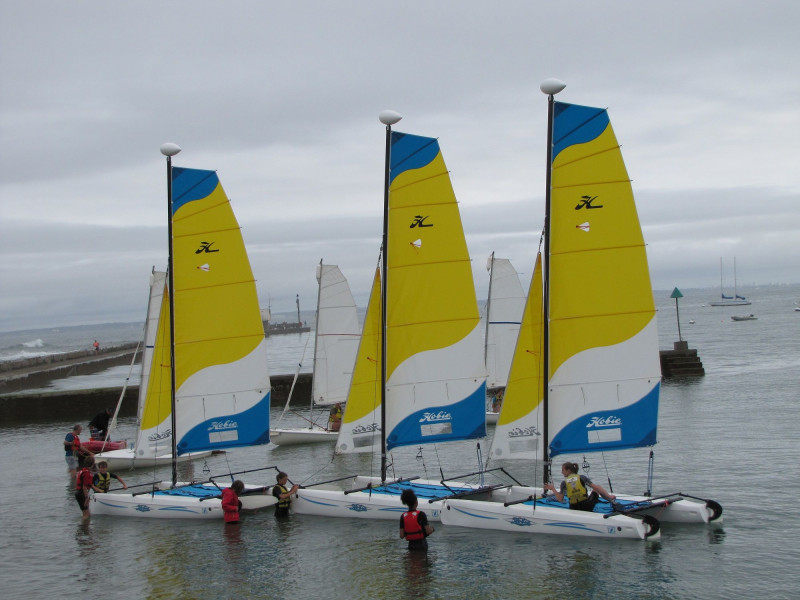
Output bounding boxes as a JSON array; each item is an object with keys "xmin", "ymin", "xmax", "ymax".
[
  {"xmin": 733, "ymin": 257, "xmax": 738, "ymax": 299},
  {"xmin": 160, "ymin": 142, "xmax": 181, "ymax": 488},
  {"xmin": 539, "ymin": 79, "xmax": 566, "ymax": 486},
  {"xmin": 484, "ymin": 252, "xmax": 495, "ymax": 369},
  {"xmin": 311, "ymin": 259, "xmax": 324, "ymax": 421},
  {"xmin": 378, "ymin": 110, "xmax": 402, "ymax": 483}
]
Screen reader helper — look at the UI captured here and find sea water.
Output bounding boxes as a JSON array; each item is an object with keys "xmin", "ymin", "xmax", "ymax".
[{"xmin": 1, "ymin": 284, "xmax": 799, "ymax": 598}]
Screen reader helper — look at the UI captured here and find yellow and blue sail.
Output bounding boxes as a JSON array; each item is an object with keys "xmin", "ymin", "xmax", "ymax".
[
  {"xmin": 384, "ymin": 132, "xmax": 487, "ymax": 450},
  {"xmin": 169, "ymin": 167, "xmax": 271, "ymax": 453},
  {"xmin": 547, "ymin": 103, "xmax": 660, "ymax": 457}
]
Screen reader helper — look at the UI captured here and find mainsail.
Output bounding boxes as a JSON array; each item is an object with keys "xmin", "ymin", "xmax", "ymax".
[
  {"xmin": 134, "ymin": 271, "xmax": 172, "ymax": 459},
  {"xmin": 484, "ymin": 254, "xmax": 525, "ymax": 390},
  {"xmin": 170, "ymin": 167, "xmax": 271, "ymax": 454},
  {"xmin": 312, "ymin": 263, "xmax": 360, "ymax": 407},
  {"xmin": 546, "ymin": 102, "xmax": 660, "ymax": 457},
  {"xmin": 384, "ymin": 132, "xmax": 486, "ymax": 450}
]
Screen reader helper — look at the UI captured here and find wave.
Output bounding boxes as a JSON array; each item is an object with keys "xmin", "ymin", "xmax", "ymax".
[{"xmin": 22, "ymin": 339, "xmax": 45, "ymax": 349}]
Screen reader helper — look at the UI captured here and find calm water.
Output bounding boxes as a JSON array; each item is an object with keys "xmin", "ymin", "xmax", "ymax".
[{"xmin": 2, "ymin": 284, "xmax": 799, "ymax": 598}]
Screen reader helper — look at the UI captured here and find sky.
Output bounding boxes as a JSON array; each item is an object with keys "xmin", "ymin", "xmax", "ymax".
[{"xmin": 1, "ymin": 1, "xmax": 798, "ymax": 331}]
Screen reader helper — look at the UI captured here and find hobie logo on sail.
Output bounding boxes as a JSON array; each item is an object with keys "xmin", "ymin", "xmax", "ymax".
[
  {"xmin": 508, "ymin": 426, "xmax": 540, "ymax": 438},
  {"xmin": 352, "ymin": 423, "xmax": 379, "ymax": 434},
  {"xmin": 575, "ymin": 195, "xmax": 603, "ymax": 210},
  {"xmin": 587, "ymin": 415, "xmax": 622, "ymax": 428},
  {"xmin": 419, "ymin": 411, "xmax": 451, "ymax": 423},
  {"xmin": 148, "ymin": 429, "xmax": 172, "ymax": 442},
  {"xmin": 208, "ymin": 420, "xmax": 238, "ymax": 431}
]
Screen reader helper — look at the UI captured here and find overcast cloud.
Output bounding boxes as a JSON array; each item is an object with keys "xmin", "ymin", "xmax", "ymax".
[{"xmin": 1, "ymin": 1, "xmax": 798, "ymax": 331}]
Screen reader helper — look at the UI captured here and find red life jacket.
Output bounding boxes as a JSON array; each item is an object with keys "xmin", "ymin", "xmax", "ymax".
[
  {"xmin": 402, "ymin": 510, "xmax": 425, "ymax": 541},
  {"xmin": 76, "ymin": 468, "xmax": 93, "ymax": 491}
]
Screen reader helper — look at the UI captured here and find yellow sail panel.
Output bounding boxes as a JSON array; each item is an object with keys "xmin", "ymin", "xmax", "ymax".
[
  {"xmin": 498, "ymin": 253, "xmax": 544, "ymax": 426},
  {"xmin": 171, "ymin": 181, "xmax": 263, "ymax": 390},
  {"xmin": 387, "ymin": 150, "xmax": 479, "ymax": 379},
  {"xmin": 549, "ymin": 120, "xmax": 654, "ymax": 377},
  {"xmin": 336, "ymin": 268, "xmax": 382, "ymax": 453},
  {"xmin": 139, "ymin": 280, "xmax": 172, "ymax": 432}
]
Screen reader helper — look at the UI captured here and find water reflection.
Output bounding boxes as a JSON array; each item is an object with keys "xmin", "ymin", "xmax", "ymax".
[{"xmin": 402, "ymin": 549, "xmax": 432, "ymax": 599}]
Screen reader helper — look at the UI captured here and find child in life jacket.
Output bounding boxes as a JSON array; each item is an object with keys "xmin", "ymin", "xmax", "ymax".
[
  {"xmin": 544, "ymin": 461, "xmax": 616, "ymax": 511},
  {"xmin": 399, "ymin": 489, "xmax": 434, "ymax": 550},
  {"xmin": 92, "ymin": 461, "xmax": 127, "ymax": 493}
]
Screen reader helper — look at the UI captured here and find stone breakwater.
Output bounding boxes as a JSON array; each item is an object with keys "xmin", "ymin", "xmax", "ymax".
[
  {"xmin": 0, "ymin": 364, "xmax": 310, "ymax": 424},
  {"xmin": 0, "ymin": 343, "xmax": 140, "ymax": 394}
]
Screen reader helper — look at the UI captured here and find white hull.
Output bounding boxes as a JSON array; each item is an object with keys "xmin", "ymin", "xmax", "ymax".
[
  {"xmin": 294, "ymin": 477, "xmax": 489, "ymax": 522},
  {"xmin": 441, "ymin": 498, "xmax": 659, "ymax": 540},
  {"xmin": 709, "ymin": 300, "xmax": 751, "ymax": 306},
  {"xmin": 91, "ymin": 483, "xmax": 276, "ymax": 519},
  {"xmin": 92, "ymin": 448, "xmax": 213, "ymax": 471},
  {"xmin": 485, "ymin": 411, "xmax": 499, "ymax": 425},
  {"xmin": 500, "ymin": 486, "xmax": 722, "ymax": 525},
  {"xmin": 270, "ymin": 428, "xmax": 337, "ymax": 446}
]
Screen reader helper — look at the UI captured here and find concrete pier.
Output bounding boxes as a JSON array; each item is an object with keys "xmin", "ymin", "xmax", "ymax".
[{"xmin": 660, "ymin": 340, "xmax": 705, "ymax": 377}]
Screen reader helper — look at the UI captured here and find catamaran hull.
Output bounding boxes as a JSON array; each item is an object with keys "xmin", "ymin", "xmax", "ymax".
[
  {"xmin": 294, "ymin": 477, "xmax": 491, "ymax": 522},
  {"xmin": 270, "ymin": 428, "xmax": 337, "ymax": 446},
  {"xmin": 441, "ymin": 499, "xmax": 659, "ymax": 540},
  {"xmin": 501, "ymin": 486, "xmax": 722, "ymax": 524},
  {"xmin": 91, "ymin": 485, "xmax": 276, "ymax": 519},
  {"xmin": 91, "ymin": 448, "xmax": 213, "ymax": 471}
]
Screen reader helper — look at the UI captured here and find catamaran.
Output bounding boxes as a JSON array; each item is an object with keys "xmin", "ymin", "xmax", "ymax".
[
  {"xmin": 293, "ymin": 113, "xmax": 496, "ymax": 521},
  {"xmin": 93, "ymin": 270, "xmax": 213, "ymax": 470},
  {"xmin": 710, "ymin": 257, "xmax": 750, "ymax": 306},
  {"xmin": 484, "ymin": 253, "xmax": 525, "ymax": 425},
  {"xmin": 440, "ymin": 80, "xmax": 723, "ymax": 540},
  {"xmin": 91, "ymin": 145, "xmax": 278, "ymax": 519},
  {"xmin": 270, "ymin": 261, "xmax": 360, "ymax": 445}
]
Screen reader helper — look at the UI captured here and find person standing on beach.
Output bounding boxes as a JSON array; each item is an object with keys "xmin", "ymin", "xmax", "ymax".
[
  {"xmin": 93, "ymin": 340, "xmax": 100, "ymax": 353},
  {"xmin": 64, "ymin": 424, "xmax": 93, "ymax": 484}
]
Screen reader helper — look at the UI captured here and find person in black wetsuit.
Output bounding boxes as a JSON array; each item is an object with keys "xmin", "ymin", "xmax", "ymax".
[{"xmin": 399, "ymin": 489, "xmax": 434, "ymax": 551}]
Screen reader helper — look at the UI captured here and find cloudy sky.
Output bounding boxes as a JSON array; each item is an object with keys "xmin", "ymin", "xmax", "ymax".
[{"xmin": 1, "ymin": 1, "xmax": 798, "ymax": 331}]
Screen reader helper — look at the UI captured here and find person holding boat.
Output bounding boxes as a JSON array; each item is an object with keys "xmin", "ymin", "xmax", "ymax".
[
  {"xmin": 92, "ymin": 461, "xmax": 127, "ymax": 493},
  {"xmin": 74, "ymin": 456, "xmax": 95, "ymax": 520},
  {"xmin": 64, "ymin": 424, "xmax": 93, "ymax": 484},
  {"xmin": 272, "ymin": 472, "xmax": 299, "ymax": 518},
  {"xmin": 399, "ymin": 489, "xmax": 434, "ymax": 551},
  {"xmin": 544, "ymin": 461, "xmax": 616, "ymax": 512},
  {"xmin": 222, "ymin": 480, "xmax": 245, "ymax": 524}
]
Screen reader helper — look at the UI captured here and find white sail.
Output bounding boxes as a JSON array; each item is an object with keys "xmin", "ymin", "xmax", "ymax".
[
  {"xmin": 484, "ymin": 255, "xmax": 525, "ymax": 390},
  {"xmin": 312, "ymin": 264, "xmax": 360, "ymax": 407}
]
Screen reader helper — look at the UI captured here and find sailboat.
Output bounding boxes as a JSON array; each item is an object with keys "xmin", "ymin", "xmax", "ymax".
[
  {"xmin": 270, "ymin": 261, "xmax": 360, "ymax": 445},
  {"xmin": 93, "ymin": 270, "xmax": 212, "ymax": 470},
  {"xmin": 484, "ymin": 253, "xmax": 525, "ymax": 425},
  {"xmin": 440, "ymin": 80, "xmax": 723, "ymax": 540},
  {"xmin": 91, "ymin": 145, "xmax": 277, "ymax": 518},
  {"xmin": 710, "ymin": 257, "xmax": 750, "ymax": 306},
  {"xmin": 293, "ymin": 113, "xmax": 493, "ymax": 521}
]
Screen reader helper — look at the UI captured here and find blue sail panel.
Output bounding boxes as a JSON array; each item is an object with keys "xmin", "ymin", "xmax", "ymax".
[
  {"xmin": 386, "ymin": 383, "xmax": 487, "ymax": 451},
  {"xmin": 549, "ymin": 383, "xmax": 659, "ymax": 458}
]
